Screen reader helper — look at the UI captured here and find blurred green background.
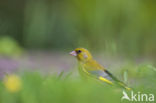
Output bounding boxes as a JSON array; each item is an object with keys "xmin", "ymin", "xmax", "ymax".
[
  {"xmin": 0, "ymin": 0, "xmax": 156, "ymax": 58},
  {"xmin": 0, "ymin": 1, "xmax": 156, "ymax": 103}
]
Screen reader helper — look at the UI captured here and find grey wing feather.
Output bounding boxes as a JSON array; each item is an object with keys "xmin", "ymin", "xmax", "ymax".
[{"xmin": 88, "ymin": 70, "xmax": 113, "ymax": 81}]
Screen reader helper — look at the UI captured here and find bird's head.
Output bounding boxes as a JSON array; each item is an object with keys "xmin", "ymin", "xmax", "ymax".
[{"xmin": 70, "ymin": 48, "xmax": 92, "ymax": 62}]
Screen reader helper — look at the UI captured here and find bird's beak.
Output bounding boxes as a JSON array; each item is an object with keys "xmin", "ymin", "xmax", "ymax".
[{"xmin": 69, "ymin": 51, "xmax": 77, "ymax": 56}]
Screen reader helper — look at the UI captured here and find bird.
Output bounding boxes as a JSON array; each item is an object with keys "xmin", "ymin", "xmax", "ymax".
[{"xmin": 70, "ymin": 48, "xmax": 131, "ymax": 90}]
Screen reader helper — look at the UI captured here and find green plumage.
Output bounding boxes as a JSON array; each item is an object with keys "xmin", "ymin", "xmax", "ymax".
[{"xmin": 70, "ymin": 48, "xmax": 131, "ymax": 90}]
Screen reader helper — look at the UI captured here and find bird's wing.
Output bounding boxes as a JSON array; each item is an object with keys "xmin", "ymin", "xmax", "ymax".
[
  {"xmin": 104, "ymin": 70, "xmax": 131, "ymax": 89},
  {"xmin": 82, "ymin": 61, "xmax": 115, "ymax": 84},
  {"xmin": 100, "ymin": 70, "xmax": 131, "ymax": 90},
  {"xmin": 83, "ymin": 61, "xmax": 114, "ymax": 81},
  {"xmin": 82, "ymin": 61, "xmax": 131, "ymax": 90},
  {"xmin": 88, "ymin": 70, "xmax": 114, "ymax": 81},
  {"xmin": 89, "ymin": 70, "xmax": 114, "ymax": 84},
  {"xmin": 88, "ymin": 69, "xmax": 130, "ymax": 88}
]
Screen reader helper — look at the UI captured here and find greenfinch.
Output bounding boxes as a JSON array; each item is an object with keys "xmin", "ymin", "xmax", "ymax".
[{"xmin": 70, "ymin": 48, "xmax": 131, "ymax": 90}]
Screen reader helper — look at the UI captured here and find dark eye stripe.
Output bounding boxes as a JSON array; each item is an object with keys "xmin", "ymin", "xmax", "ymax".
[{"xmin": 77, "ymin": 50, "xmax": 81, "ymax": 54}]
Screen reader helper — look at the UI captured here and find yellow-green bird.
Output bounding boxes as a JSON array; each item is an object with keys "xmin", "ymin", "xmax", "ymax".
[{"xmin": 70, "ymin": 48, "xmax": 131, "ymax": 90}]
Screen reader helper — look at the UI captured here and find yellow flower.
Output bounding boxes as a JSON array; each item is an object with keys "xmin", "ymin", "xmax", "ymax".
[{"xmin": 4, "ymin": 74, "xmax": 22, "ymax": 93}]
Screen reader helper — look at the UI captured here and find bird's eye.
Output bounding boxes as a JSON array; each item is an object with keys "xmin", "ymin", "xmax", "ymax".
[{"xmin": 77, "ymin": 50, "xmax": 81, "ymax": 54}]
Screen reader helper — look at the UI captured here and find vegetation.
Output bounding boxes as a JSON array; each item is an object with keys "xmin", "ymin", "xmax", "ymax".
[
  {"xmin": 0, "ymin": 63, "xmax": 156, "ymax": 103},
  {"xmin": 0, "ymin": 0, "xmax": 156, "ymax": 57},
  {"xmin": 0, "ymin": 0, "xmax": 155, "ymax": 103}
]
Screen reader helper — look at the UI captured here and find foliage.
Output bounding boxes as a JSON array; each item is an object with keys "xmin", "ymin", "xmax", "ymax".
[
  {"xmin": 0, "ymin": 37, "xmax": 23, "ymax": 57},
  {"xmin": 0, "ymin": 0, "xmax": 156, "ymax": 57},
  {"xmin": 0, "ymin": 64, "xmax": 156, "ymax": 103}
]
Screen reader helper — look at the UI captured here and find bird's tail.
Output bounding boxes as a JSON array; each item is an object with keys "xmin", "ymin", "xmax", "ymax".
[
  {"xmin": 103, "ymin": 70, "xmax": 131, "ymax": 90},
  {"xmin": 117, "ymin": 82, "xmax": 131, "ymax": 91},
  {"xmin": 98, "ymin": 76, "xmax": 131, "ymax": 90}
]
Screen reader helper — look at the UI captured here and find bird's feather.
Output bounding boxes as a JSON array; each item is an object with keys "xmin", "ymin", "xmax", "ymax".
[{"xmin": 71, "ymin": 48, "xmax": 131, "ymax": 90}]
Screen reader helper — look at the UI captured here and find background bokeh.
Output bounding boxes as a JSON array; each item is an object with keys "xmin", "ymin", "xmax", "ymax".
[
  {"xmin": 0, "ymin": 1, "xmax": 156, "ymax": 103},
  {"xmin": 0, "ymin": 0, "xmax": 156, "ymax": 57}
]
